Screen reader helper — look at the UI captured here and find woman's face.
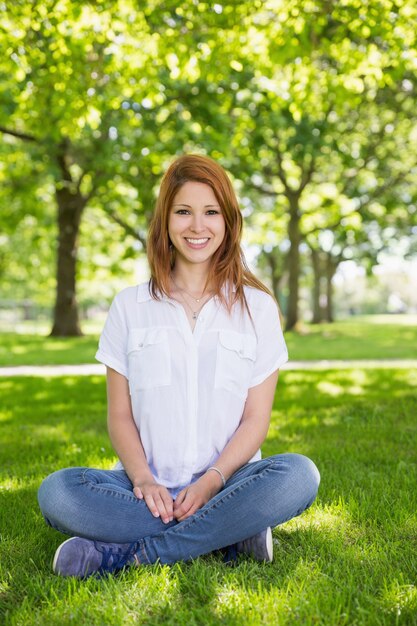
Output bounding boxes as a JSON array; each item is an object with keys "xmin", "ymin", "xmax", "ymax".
[{"xmin": 168, "ymin": 181, "xmax": 226, "ymax": 271}]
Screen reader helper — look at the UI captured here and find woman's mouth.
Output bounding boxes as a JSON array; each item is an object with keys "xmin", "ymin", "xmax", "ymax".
[{"xmin": 184, "ymin": 237, "xmax": 210, "ymax": 249}]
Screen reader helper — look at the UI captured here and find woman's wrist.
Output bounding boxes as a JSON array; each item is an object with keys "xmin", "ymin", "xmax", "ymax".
[
  {"xmin": 205, "ymin": 466, "xmax": 226, "ymax": 488},
  {"xmin": 131, "ymin": 470, "xmax": 156, "ymax": 487}
]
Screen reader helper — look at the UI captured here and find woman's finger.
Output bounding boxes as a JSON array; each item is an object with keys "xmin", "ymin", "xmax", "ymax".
[
  {"xmin": 133, "ymin": 486, "xmax": 143, "ymax": 499},
  {"xmin": 160, "ymin": 490, "xmax": 174, "ymax": 520},
  {"xmin": 174, "ymin": 488, "xmax": 187, "ymax": 507},
  {"xmin": 176, "ymin": 502, "xmax": 199, "ymax": 522},
  {"xmin": 174, "ymin": 492, "xmax": 195, "ymax": 519},
  {"xmin": 144, "ymin": 493, "xmax": 160, "ymax": 518},
  {"xmin": 153, "ymin": 492, "xmax": 170, "ymax": 523}
]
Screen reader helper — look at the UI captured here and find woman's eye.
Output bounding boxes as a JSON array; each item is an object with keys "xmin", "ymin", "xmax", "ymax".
[
  {"xmin": 206, "ymin": 210, "xmax": 220, "ymax": 215},
  {"xmin": 175, "ymin": 209, "xmax": 190, "ymax": 215}
]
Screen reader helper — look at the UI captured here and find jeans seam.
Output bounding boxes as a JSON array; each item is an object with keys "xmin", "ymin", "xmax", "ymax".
[
  {"xmin": 80, "ymin": 469, "xmax": 139, "ymax": 503},
  {"xmin": 138, "ymin": 540, "xmax": 151, "ymax": 564}
]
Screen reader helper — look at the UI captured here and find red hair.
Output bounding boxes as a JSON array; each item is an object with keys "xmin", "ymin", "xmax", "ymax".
[{"xmin": 147, "ymin": 154, "xmax": 271, "ymax": 310}]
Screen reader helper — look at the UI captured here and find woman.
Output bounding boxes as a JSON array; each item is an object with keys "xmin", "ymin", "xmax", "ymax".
[{"xmin": 38, "ymin": 154, "xmax": 320, "ymax": 578}]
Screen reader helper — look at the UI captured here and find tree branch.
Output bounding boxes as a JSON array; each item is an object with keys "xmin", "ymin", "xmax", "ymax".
[
  {"xmin": 245, "ymin": 181, "xmax": 287, "ymax": 198},
  {"xmin": 357, "ymin": 170, "xmax": 410, "ymax": 211},
  {"xmin": 275, "ymin": 147, "xmax": 291, "ymax": 194},
  {"xmin": 104, "ymin": 208, "xmax": 147, "ymax": 249},
  {"xmin": 299, "ymin": 154, "xmax": 316, "ymax": 193},
  {"xmin": 0, "ymin": 126, "xmax": 39, "ymax": 143},
  {"xmin": 56, "ymin": 138, "xmax": 73, "ymax": 184}
]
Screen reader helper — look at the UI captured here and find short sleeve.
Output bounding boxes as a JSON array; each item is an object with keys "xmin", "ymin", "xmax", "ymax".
[
  {"xmin": 95, "ymin": 294, "xmax": 129, "ymax": 378},
  {"xmin": 249, "ymin": 294, "xmax": 288, "ymax": 387}
]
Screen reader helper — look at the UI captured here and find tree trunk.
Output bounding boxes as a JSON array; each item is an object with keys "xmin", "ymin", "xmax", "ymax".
[
  {"xmin": 285, "ymin": 194, "xmax": 301, "ymax": 331},
  {"xmin": 324, "ymin": 253, "xmax": 338, "ymax": 323},
  {"xmin": 50, "ymin": 187, "xmax": 86, "ymax": 336},
  {"xmin": 265, "ymin": 248, "xmax": 283, "ymax": 306},
  {"xmin": 311, "ymin": 248, "xmax": 323, "ymax": 324}
]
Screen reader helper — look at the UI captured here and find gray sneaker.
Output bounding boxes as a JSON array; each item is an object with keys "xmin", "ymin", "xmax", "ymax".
[
  {"xmin": 236, "ymin": 527, "xmax": 273, "ymax": 562},
  {"xmin": 53, "ymin": 537, "xmax": 140, "ymax": 578}
]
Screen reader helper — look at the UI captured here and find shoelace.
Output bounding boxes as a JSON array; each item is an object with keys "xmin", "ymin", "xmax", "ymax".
[{"xmin": 96, "ymin": 541, "xmax": 140, "ymax": 575}]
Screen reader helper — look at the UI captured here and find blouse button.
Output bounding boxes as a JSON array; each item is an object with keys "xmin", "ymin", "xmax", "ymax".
[{"xmin": 138, "ymin": 342, "xmax": 143, "ymax": 347}]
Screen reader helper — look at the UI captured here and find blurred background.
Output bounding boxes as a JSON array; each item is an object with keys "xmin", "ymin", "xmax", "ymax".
[{"xmin": 1, "ymin": 0, "xmax": 416, "ymax": 339}]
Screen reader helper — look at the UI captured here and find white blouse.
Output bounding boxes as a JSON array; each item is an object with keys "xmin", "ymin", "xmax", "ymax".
[{"xmin": 96, "ymin": 281, "xmax": 288, "ymax": 496}]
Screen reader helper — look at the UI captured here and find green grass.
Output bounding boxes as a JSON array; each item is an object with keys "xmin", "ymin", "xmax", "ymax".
[
  {"xmin": 1, "ymin": 369, "xmax": 416, "ymax": 625},
  {"xmin": 0, "ymin": 334, "xmax": 100, "ymax": 366},
  {"xmin": 285, "ymin": 315, "xmax": 417, "ymax": 361},
  {"xmin": 1, "ymin": 315, "xmax": 417, "ymax": 366}
]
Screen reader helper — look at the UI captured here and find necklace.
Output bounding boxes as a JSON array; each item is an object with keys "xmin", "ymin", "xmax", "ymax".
[
  {"xmin": 170, "ymin": 277, "xmax": 212, "ymax": 320},
  {"xmin": 177, "ymin": 292, "xmax": 205, "ymax": 320}
]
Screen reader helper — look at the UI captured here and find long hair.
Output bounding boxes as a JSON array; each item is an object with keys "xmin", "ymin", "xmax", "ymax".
[{"xmin": 147, "ymin": 154, "xmax": 271, "ymax": 311}]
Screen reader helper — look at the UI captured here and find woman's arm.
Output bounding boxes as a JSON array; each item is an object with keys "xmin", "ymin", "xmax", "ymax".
[
  {"xmin": 106, "ymin": 366, "xmax": 174, "ymax": 523},
  {"xmin": 173, "ymin": 369, "xmax": 279, "ymax": 521}
]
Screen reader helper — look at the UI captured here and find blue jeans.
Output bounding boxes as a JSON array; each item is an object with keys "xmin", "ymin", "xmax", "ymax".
[{"xmin": 38, "ymin": 453, "xmax": 320, "ymax": 565}]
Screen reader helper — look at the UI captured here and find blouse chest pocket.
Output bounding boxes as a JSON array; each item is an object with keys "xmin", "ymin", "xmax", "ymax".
[
  {"xmin": 128, "ymin": 328, "xmax": 171, "ymax": 391},
  {"xmin": 215, "ymin": 330, "xmax": 257, "ymax": 398}
]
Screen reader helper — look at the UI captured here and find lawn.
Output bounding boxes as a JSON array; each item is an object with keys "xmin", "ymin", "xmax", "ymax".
[
  {"xmin": 1, "ymin": 368, "xmax": 416, "ymax": 625},
  {"xmin": 1, "ymin": 315, "xmax": 416, "ymax": 367}
]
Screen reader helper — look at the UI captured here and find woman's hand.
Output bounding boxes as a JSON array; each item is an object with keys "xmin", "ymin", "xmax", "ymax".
[
  {"xmin": 173, "ymin": 471, "xmax": 223, "ymax": 522},
  {"xmin": 134, "ymin": 481, "xmax": 174, "ymax": 524}
]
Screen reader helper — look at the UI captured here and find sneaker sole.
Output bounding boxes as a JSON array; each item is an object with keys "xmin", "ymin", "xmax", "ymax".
[
  {"xmin": 265, "ymin": 527, "xmax": 273, "ymax": 562},
  {"xmin": 53, "ymin": 537, "xmax": 77, "ymax": 574}
]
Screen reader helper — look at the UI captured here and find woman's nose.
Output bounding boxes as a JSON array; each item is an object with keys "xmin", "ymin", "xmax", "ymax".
[{"xmin": 190, "ymin": 214, "xmax": 205, "ymax": 232}]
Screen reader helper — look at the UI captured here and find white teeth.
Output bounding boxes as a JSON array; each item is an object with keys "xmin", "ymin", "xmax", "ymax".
[{"xmin": 186, "ymin": 238, "xmax": 209, "ymax": 244}]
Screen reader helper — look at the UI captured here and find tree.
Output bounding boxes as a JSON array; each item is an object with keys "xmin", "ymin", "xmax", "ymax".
[
  {"xmin": 226, "ymin": 0, "xmax": 417, "ymax": 329},
  {"xmin": 0, "ymin": 0, "xmax": 262, "ymax": 334}
]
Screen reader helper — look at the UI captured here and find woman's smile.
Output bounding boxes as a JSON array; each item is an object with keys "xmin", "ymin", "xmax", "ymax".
[{"xmin": 184, "ymin": 237, "xmax": 210, "ymax": 249}]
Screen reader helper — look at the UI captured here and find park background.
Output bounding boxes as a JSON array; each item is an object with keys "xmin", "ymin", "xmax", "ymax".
[{"xmin": 1, "ymin": 1, "xmax": 416, "ymax": 625}]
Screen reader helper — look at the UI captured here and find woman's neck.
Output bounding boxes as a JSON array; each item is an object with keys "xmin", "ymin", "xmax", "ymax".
[{"xmin": 170, "ymin": 265, "xmax": 212, "ymax": 296}]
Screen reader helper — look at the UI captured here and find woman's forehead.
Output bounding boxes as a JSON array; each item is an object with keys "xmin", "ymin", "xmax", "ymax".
[{"xmin": 172, "ymin": 181, "xmax": 219, "ymax": 205}]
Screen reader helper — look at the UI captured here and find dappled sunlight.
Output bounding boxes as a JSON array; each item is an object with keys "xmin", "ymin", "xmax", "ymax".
[
  {"xmin": 317, "ymin": 379, "xmax": 365, "ymax": 396},
  {"xmin": 61, "ymin": 376, "xmax": 85, "ymax": 387},
  {"xmin": 38, "ymin": 341, "xmax": 73, "ymax": 352},
  {"xmin": 279, "ymin": 368, "xmax": 417, "ymax": 407},
  {"xmin": 0, "ymin": 409, "xmax": 12, "ymax": 423},
  {"xmin": 317, "ymin": 380, "xmax": 349, "ymax": 396},
  {"xmin": 10, "ymin": 346, "xmax": 27, "ymax": 355},
  {"xmin": 214, "ymin": 581, "xmax": 286, "ymax": 618},
  {"xmin": 0, "ymin": 380, "xmax": 14, "ymax": 391},
  {"xmin": 1, "ymin": 369, "xmax": 416, "ymax": 626},
  {"xmin": 3, "ymin": 422, "xmax": 68, "ymax": 447},
  {"xmin": 32, "ymin": 389, "xmax": 52, "ymax": 402},
  {"xmin": 0, "ymin": 334, "xmax": 99, "ymax": 367},
  {"xmin": 284, "ymin": 499, "xmax": 355, "ymax": 538},
  {"xmin": 215, "ymin": 585, "xmax": 249, "ymax": 612},
  {"xmin": 285, "ymin": 316, "xmax": 417, "ymax": 361},
  {"xmin": 380, "ymin": 581, "xmax": 417, "ymax": 619},
  {"xmin": 0, "ymin": 475, "xmax": 40, "ymax": 493}
]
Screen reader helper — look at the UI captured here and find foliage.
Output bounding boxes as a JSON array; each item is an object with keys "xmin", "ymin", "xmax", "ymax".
[{"xmin": 1, "ymin": 0, "xmax": 417, "ymax": 327}]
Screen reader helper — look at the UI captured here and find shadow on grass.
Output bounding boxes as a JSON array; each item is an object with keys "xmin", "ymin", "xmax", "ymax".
[{"xmin": 1, "ymin": 369, "xmax": 417, "ymax": 624}]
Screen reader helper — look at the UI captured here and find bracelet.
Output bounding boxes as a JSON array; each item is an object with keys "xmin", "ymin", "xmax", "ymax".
[{"xmin": 207, "ymin": 466, "xmax": 226, "ymax": 487}]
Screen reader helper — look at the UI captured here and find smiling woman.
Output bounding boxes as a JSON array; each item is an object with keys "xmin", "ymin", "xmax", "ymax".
[{"xmin": 37, "ymin": 154, "xmax": 320, "ymax": 578}]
